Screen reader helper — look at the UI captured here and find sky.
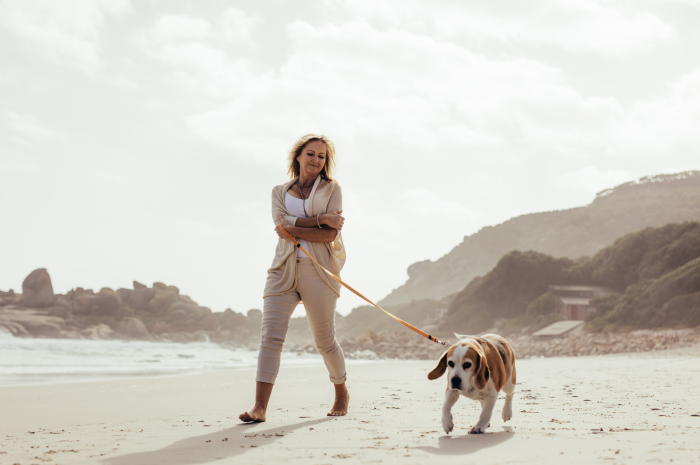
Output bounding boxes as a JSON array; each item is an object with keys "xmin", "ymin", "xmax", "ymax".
[{"xmin": 1, "ymin": 0, "xmax": 699, "ymax": 317}]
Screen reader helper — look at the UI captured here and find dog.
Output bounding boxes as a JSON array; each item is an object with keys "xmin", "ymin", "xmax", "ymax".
[{"xmin": 428, "ymin": 333, "xmax": 517, "ymax": 434}]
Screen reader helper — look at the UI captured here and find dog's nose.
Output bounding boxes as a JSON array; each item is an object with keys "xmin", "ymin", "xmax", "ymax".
[{"xmin": 451, "ymin": 376, "xmax": 461, "ymax": 390}]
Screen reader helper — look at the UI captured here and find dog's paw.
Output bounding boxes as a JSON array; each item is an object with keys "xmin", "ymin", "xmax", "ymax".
[
  {"xmin": 468, "ymin": 425, "xmax": 487, "ymax": 434},
  {"xmin": 502, "ymin": 405, "xmax": 512, "ymax": 422},
  {"xmin": 442, "ymin": 414, "xmax": 454, "ymax": 434}
]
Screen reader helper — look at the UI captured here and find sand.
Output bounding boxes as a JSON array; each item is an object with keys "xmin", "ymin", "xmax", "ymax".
[{"xmin": 2, "ymin": 346, "xmax": 700, "ymax": 465}]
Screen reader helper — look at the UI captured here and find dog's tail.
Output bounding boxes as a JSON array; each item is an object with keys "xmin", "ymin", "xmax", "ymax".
[{"xmin": 454, "ymin": 333, "xmax": 475, "ymax": 340}]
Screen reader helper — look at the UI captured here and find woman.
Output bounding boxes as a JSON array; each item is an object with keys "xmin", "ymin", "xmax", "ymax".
[{"xmin": 239, "ymin": 134, "xmax": 349, "ymax": 422}]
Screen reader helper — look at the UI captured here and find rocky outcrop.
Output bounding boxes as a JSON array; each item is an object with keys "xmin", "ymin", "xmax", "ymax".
[
  {"xmin": 80, "ymin": 324, "xmax": 116, "ymax": 340},
  {"xmin": 328, "ymin": 329, "xmax": 700, "ymax": 360},
  {"xmin": 22, "ymin": 268, "xmax": 54, "ymax": 307},
  {"xmin": 117, "ymin": 317, "xmax": 150, "ymax": 340},
  {"xmin": 0, "ymin": 320, "xmax": 30, "ymax": 337},
  {"xmin": 92, "ymin": 288, "xmax": 122, "ymax": 315}
]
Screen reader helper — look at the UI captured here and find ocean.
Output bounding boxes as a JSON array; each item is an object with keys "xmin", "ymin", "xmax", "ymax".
[{"xmin": 0, "ymin": 331, "xmax": 328, "ymax": 386}]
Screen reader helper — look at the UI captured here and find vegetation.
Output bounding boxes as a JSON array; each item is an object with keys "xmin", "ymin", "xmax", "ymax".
[
  {"xmin": 380, "ymin": 171, "xmax": 700, "ymax": 307},
  {"xmin": 442, "ymin": 222, "xmax": 700, "ymax": 333}
]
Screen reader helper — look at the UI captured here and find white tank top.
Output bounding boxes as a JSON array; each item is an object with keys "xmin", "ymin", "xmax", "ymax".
[{"xmin": 284, "ymin": 192, "xmax": 310, "ymax": 258}]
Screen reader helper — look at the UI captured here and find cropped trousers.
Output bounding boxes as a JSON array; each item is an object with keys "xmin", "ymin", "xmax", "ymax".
[{"xmin": 256, "ymin": 258, "xmax": 347, "ymax": 385}]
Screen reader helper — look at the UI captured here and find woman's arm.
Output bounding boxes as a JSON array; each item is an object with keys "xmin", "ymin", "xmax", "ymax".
[
  {"xmin": 276, "ymin": 215, "xmax": 337, "ymax": 242},
  {"xmin": 291, "ymin": 210, "xmax": 344, "ymax": 230}
]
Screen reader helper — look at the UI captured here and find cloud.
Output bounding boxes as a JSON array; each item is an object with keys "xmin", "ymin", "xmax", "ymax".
[
  {"xmin": 180, "ymin": 19, "xmax": 623, "ymax": 171},
  {"xmin": 326, "ymin": 0, "xmax": 678, "ymax": 54},
  {"xmin": 615, "ymin": 69, "xmax": 700, "ymax": 156},
  {"xmin": 0, "ymin": 0, "xmax": 131, "ymax": 75},
  {"xmin": 133, "ymin": 8, "xmax": 262, "ymax": 97},
  {"xmin": 554, "ymin": 167, "xmax": 633, "ymax": 196},
  {"xmin": 6, "ymin": 112, "xmax": 69, "ymax": 142}
]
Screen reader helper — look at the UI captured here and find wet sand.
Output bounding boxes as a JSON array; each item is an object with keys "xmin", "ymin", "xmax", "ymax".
[{"xmin": 2, "ymin": 346, "xmax": 700, "ymax": 464}]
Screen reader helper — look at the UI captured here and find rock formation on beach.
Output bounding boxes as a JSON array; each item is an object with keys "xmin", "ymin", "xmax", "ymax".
[
  {"xmin": 0, "ymin": 269, "xmax": 260, "ymax": 346},
  {"xmin": 21, "ymin": 268, "xmax": 54, "ymax": 307}
]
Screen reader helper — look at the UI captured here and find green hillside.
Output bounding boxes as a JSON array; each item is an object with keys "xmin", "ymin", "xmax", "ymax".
[
  {"xmin": 379, "ymin": 171, "xmax": 700, "ymax": 307},
  {"xmin": 443, "ymin": 222, "xmax": 700, "ymax": 333}
]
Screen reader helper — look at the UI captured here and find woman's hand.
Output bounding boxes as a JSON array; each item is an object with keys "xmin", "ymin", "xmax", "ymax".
[
  {"xmin": 321, "ymin": 210, "xmax": 344, "ymax": 230},
  {"xmin": 275, "ymin": 215, "xmax": 293, "ymax": 240}
]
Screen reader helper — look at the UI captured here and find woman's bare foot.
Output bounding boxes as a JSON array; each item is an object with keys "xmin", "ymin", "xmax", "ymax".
[
  {"xmin": 240, "ymin": 381, "xmax": 273, "ymax": 423},
  {"xmin": 239, "ymin": 406, "xmax": 266, "ymax": 423},
  {"xmin": 328, "ymin": 383, "xmax": 350, "ymax": 416}
]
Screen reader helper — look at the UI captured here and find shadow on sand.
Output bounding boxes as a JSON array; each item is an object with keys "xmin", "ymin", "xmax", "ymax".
[
  {"xmin": 102, "ymin": 417, "xmax": 333, "ymax": 465},
  {"xmin": 416, "ymin": 426, "xmax": 514, "ymax": 455}
]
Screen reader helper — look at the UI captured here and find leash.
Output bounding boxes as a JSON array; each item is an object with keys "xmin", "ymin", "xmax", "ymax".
[{"xmin": 278, "ymin": 224, "xmax": 450, "ymax": 347}]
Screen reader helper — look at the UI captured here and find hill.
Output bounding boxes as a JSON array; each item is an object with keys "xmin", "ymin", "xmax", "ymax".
[
  {"xmin": 443, "ymin": 222, "xmax": 700, "ymax": 333},
  {"xmin": 379, "ymin": 171, "xmax": 700, "ymax": 307}
]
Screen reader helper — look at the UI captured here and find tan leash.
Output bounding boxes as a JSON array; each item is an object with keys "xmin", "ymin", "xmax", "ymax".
[{"xmin": 278, "ymin": 224, "xmax": 450, "ymax": 347}]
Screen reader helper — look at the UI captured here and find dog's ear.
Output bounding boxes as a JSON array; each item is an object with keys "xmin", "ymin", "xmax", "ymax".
[
  {"xmin": 427, "ymin": 351, "xmax": 448, "ymax": 380},
  {"xmin": 473, "ymin": 350, "xmax": 490, "ymax": 390}
]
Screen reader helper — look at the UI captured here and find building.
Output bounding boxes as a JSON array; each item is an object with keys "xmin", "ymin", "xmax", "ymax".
[{"xmin": 549, "ymin": 285, "xmax": 616, "ymax": 321}]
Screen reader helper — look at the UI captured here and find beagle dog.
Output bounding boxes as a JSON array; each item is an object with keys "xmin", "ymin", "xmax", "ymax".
[{"xmin": 428, "ymin": 334, "xmax": 517, "ymax": 434}]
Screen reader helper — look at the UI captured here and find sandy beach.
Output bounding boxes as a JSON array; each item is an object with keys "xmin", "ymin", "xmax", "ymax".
[{"xmin": 2, "ymin": 346, "xmax": 700, "ymax": 465}]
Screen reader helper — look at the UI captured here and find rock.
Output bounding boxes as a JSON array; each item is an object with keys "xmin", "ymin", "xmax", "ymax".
[
  {"xmin": 0, "ymin": 320, "xmax": 30, "ymax": 337},
  {"xmin": 247, "ymin": 309, "xmax": 262, "ymax": 332},
  {"xmin": 117, "ymin": 317, "xmax": 151, "ymax": 340},
  {"xmin": 133, "ymin": 280, "xmax": 147, "ymax": 290},
  {"xmin": 129, "ymin": 288, "xmax": 155, "ymax": 310},
  {"xmin": 193, "ymin": 330, "xmax": 210, "ymax": 342},
  {"xmin": 148, "ymin": 321, "xmax": 169, "ymax": 335},
  {"xmin": 166, "ymin": 301, "xmax": 198, "ymax": 316},
  {"xmin": 92, "ymin": 288, "xmax": 122, "ymax": 315},
  {"xmin": 80, "ymin": 324, "xmax": 116, "ymax": 340},
  {"xmin": 60, "ymin": 329, "xmax": 83, "ymax": 339},
  {"xmin": 72, "ymin": 292, "xmax": 94, "ymax": 314},
  {"xmin": 22, "ymin": 268, "xmax": 54, "ymax": 307},
  {"xmin": 178, "ymin": 294, "xmax": 198, "ymax": 306},
  {"xmin": 147, "ymin": 290, "xmax": 178, "ymax": 314},
  {"xmin": 22, "ymin": 321, "xmax": 62, "ymax": 338},
  {"xmin": 153, "ymin": 282, "xmax": 167, "ymax": 291},
  {"xmin": 116, "ymin": 288, "xmax": 132, "ymax": 303}
]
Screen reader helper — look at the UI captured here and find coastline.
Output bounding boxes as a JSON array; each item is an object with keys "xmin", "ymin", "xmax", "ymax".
[{"xmin": 2, "ymin": 346, "xmax": 699, "ymax": 464}]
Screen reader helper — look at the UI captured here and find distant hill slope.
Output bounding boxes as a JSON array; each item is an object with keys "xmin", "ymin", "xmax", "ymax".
[
  {"xmin": 379, "ymin": 171, "xmax": 700, "ymax": 307},
  {"xmin": 443, "ymin": 221, "xmax": 700, "ymax": 333}
]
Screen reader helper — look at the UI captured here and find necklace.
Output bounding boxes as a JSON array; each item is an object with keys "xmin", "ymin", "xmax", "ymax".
[{"xmin": 296, "ymin": 178, "xmax": 312, "ymax": 218}]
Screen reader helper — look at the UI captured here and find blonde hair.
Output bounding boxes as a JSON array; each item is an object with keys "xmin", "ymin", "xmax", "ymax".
[{"xmin": 287, "ymin": 134, "xmax": 336, "ymax": 181}]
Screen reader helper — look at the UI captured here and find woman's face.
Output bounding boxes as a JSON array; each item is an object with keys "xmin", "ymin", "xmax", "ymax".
[{"xmin": 296, "ymin": 140, "xmax": 327, "ymax": 179}]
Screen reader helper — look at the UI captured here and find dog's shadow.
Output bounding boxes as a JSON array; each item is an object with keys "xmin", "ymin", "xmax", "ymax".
[{"xmin": 416, "ymin": 426, "xmax": 514, "ymax": 455}]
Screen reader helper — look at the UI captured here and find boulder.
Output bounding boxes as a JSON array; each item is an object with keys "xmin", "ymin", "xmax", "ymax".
[
  {"xmin": 247, "ymin": 308, "xmax": 263, "ymax": 332},
  {"xmin": 178, "ymin": 294, "xmax": 197, "ymax": 306},
  {"xmin": 133, "ymin": 280, "xmax": 147, "ymax": 290},
  {"xmin": 92, "ymin": 288, "xmax": 122, "ymax": 315},
  {"xmin": 129, "ymin": 288, "xmax": 155, "ymax": 310},
  {"xmin": 116, "ymin": 288, "xmax": 132, "ymax": 303},
  {"xmin": 117, "ymin": 317, "xmax": 151, "ymax": 340},
  {"xmin": 148, "ymin": 321, "xmax": 169, "ymax": 335},
  {"xmin": 72, "ymin": 292, "xmax": 94, "ymax": 314},
  {"xmin": 60, "ymin": 329, "xmax": 83, "ymax": 339},
  {"xmin": 22, "ymin": 268, "xmax": 54, "ymax": 307},
  {"xmin": 147, "ymin": 290, "xmax": 178, "ymax": 314},
  {"xmin": 80, "ymin": 324, "xmax": 116, "ymax": 340},
  {"xmin": 22, "ymin": 321, "xmax": 62, "ymax": 338},
  {"xmin": 0, "ymin": 320, "xmax": 30, "ymax": 337}
]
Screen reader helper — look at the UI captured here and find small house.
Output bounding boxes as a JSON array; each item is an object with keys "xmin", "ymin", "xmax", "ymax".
[{"xmin": 549, "ymin": 285, "xmax": 615, "ymax": 321}]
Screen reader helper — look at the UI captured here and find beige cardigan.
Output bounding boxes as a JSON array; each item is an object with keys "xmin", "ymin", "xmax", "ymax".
[{"xmin": 263, "ymin": 176, "xmax": 346, "ymax": 297}]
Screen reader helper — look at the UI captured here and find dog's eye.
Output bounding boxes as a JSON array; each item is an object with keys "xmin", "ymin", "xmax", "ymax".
[
  {"xmin": 447, "ymin": 361, "xmax": 454, "ymax": 368},
  {"xmin": 463, "ymin": 362, "xmax": 472, "ymax": 370}
]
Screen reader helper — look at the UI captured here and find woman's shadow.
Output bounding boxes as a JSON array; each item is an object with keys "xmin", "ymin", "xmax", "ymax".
[
  {"xmin": 102, "ymin": 417, "xmax": 332, "ymax": 465},
  {"xmin": 416, "ymin": 426, "xmax": 514, "ymax": 455}
]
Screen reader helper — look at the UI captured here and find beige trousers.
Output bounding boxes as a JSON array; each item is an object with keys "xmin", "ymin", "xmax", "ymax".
[{"xmin": 257, "ymin": 258, "xmax": 347, "ymax": 385}]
